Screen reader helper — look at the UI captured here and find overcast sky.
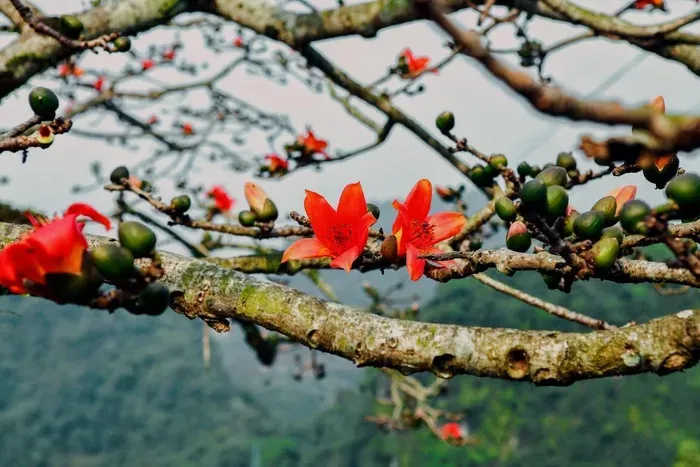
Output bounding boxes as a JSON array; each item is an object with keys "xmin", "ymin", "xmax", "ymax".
[{"xmin": 1, "ymin": 0, "xmax": 699, "ymax": 249}]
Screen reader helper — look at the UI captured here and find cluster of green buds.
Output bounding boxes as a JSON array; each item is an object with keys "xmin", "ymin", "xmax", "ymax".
[
  {"xmin": 91, "ymin": 221, "xmax": 170, "ymax": 316},
  {"xmin": 469, "ymin": 154, "xmax": 509, "ymax": 188}
]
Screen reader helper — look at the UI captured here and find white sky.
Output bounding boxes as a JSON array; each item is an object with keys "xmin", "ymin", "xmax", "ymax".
[{"xmin": 0, "ymin": 0, "xmax": 699, "ymax": 252}]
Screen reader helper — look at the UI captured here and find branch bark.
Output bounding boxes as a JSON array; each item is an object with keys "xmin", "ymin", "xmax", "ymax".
[
  {"xmin": 0, "ymin": 220, "xmax": 698, "ymax": 386},
  {"xmin": 0, "ymin": 0, "xmax": 188, "ymax": 99}
]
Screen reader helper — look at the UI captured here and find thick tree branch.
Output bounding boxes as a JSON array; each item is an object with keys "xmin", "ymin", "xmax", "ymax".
[
  {"xmin": 0, "ymin": 0, "xmax": 188, "ymax": 99},
  {"xmin": 0, "ymin": 221, "xmax": 696, "ymax": 386}
]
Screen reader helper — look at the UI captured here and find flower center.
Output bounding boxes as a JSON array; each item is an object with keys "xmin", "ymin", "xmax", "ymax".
[
  {"xmin": 326, "ymin": 223, "xmax": 353, "ymax": 253},
  {"xmin": 408, "ymin": 218, "xmax": 435, "ymax": 247}
]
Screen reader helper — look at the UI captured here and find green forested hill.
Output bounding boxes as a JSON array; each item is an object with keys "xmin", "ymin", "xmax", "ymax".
[{"xmin": 0, "ymin": 296, "xmax": 279, "ymax": 467}]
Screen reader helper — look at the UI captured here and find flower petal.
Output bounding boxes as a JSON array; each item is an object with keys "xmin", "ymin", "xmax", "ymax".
[
  {"xmin": 329, "ymin": 246, "xmax": 361, "ymax": 272},
  {"xmin": 0, "ymin": 242, "xmax": 41, "ymax": 293},
  {"xmin": 337, "ymin": 182, "xmax": 368, "ymax": 222},
  {"xmin": 350, "ymin": 211, "xmax": 377, "ymax": 254},
  {"xmin": 281, "ymin": 238, "xmax": 331, "ymax": 263},
  {"xmin": 25, "ymin": 216, "xmax": 86, "ymax": 276},
  {"xmin": 426, "ymin": 211, "xmax": 467, "ymax": 243},
  {"xmin": 404, "ymin": 179, "xmax": 432, "ymax": 220},
  {"xmin": 64, "ymin": 203, "xmax": 111, "ymax": 230},
  {"xmin": 391, "ymin": 200, "xmax": 412, "ymax": 255},
  {"xmin": 304, "ymin": 190, "xmax": 337, "ymax": 238},
  {"xmin": 406, "ymin": 243, "xmax": 426, "ymax": 281}
]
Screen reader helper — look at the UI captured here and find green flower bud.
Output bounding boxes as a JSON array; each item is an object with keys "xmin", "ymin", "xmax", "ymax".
[
  {"xmin": 238, "ymin": 210, "xmax": 257, "ymax": 227},
  {"xmin": 536, "ymin": 166, "xmax": 568, "ymax": 187},
  {"xmin": 590, "ymin": 237, "xmax": 620, "ymax": 270},
  {"xmin": 136, "ymin": 283, "xmax": 170, "ymax": 316},
  {"xmin": 29, "ymin": 87, "xmax": 59, "ymax": 120},
  {"xmin": 561, "ymin": 210, "xmax": 579, "ymax": 238},
  {"xmin": 545, "ymin": 185, "xmax": 569, "ymax": 219},
  {"xmin": 600, "ymin": 226, "xmax": 624, "ymax": 246},
  {"xmin": 435, "ymin": 111, "xmax": 455, "ymax": 134},
  {"xmin": 254, "ymin": 199, "xmax": 279, "ymax": 222},
  {"xmin": 114, "ymin": 36, "xmax": 132, "ymax": 52},
  {"xmin": 109, "ymin": 166, "xmax": 130, "ymax": 184},
  {"xmin": 118, "ymin": 221, "xmax": 157, "ymax": 258},
  {"xmin": 469, "ymin": 165, "xmax": 492, "ymax": 187},
  {"xmin": 495, "ymin": 196, "xmax": 517, "ymax": 222},
  {"xmin": 517, "ymin": 162, "xmax": 532, "ymax": 177},
  {"xmin": 367, "ymin": 203, "xmax": 381, "ymax": 220},
  {"xmin": 556, "ymin": 152, "xmax": 577, "ymax": 171},
  {"xmin": 59, "ymin": 15, "xmax": 84, "ymax": 39},
  {"xmin": 489, "ymin": 154, "xmax": 508, "ymax": 169},
  {"xmin": 591, "ymin": 196, "xmax": 617, "ymax": 227},
  {"xmin": 91, "ymin": 244, "xmax": 135, "ymax": 281},
  {"xmin": 573, "ymin": 210, "xmax": 605, "ymax": 240},
  {"xmin": 666, "ymin": 173, "xmax": 700, "ymax": 215},
  {"xmin": 170, "ymin": 195, "xmax": 191, "ymax": 214},
  {"xmin": 619, "ymin": 200, "xmax": 651, "ymax": 234},
  {"xmin": 519, "ymin": 179, "xmax": 547, "ymax": 209}
]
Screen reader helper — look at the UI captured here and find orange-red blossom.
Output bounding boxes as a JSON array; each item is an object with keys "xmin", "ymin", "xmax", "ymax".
[
  {"xmin": 399, "ymin": 48, "xmax": 438, "ymax": 78},
  {"xmin": 298, "ymin": 130, "xmax": 330, "ymax": 160},
  {"xmin": 0, "ymin": 203, "xmax": 111, "ymax": 294},
  {"xmin": 207, "ymin": 185, "xmax": 235, "ymax": 212},
  {"xmin": 282, "ymin": 182, "xmax": 377, "ymax": 271},
  {"xmin": 440, "ymin": 422, "xmax": 465, "ymax": 441},
  {"xmin": 392, "ymin": 179, "xmax": 466, "ymax": 281},
  {"xmin": 265, "ymin": 154, "xmax": 289, "ymax": 173}
]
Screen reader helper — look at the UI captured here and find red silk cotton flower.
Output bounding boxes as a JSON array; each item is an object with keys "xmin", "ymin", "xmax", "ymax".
[
  {"xmin": 392, "ymin": 179, "xmax": 466, "ymax": 281},
  {"xmin": 0, "ymin": 203, "xmax": 111, "ymax": 294},
  {"xmin": 398, "ymin": 48, "xmax": 437, "ymax": 78},
  {"xmin": 265, "ymin": 154, "xmax": 289, "ymax": 173},
  {"xmin": 207, "ymin": 185, "xmax": 234, "ymax": 212},
  {"xmin": 440, "ymin": 422, "xmax": 464, "ymax": 440},
  {"xmin": 298, "ymin": 130, "xmax": 330, "ymax": 160},
  {"xmin": 282, "ymin": 182, "xmax": 377, "ymax": 272}
]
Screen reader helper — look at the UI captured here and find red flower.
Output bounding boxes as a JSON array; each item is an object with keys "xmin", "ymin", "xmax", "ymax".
[
  {"xmin": 392, "ymin": 179, "xmax": 466, "ymax": 281},
  {"xmin": 93, "ymin": 76, "xmax": 105, "ymax": 92},
  {"xmin": 634, "ymin": 0, "xmax": 665, "ymax": 9},
  {"xmin": 282, "ymin": 182, "xmax": 377, "ymax": 272},
  {"xmin": 146, "ymin": 115, "xmax": 159, "ymax": 125},
  {"xmin": 58, "ymin": 63, "xmax": 84, "ymax": 77},
  {"xmin": 163, "ymin": 49, "xmax": 175, "ymax": 61},
  {"xmin": 297, "ymin": 130, "xmax": 330, "ymax": 160},
  {"xmin": 58, "ymin": 64, "xmax": 70, "ymax": 77},
  {"xmin": 0, "ymin": 203, "xmax": 111, "ymax": 294},
  {"xmin": 142, "ymin": 59, "xmax": 155, "ymax": 71},
  {"xmin": 207, "ymin": 185, "xmax": 234, "ymax": 212},
  {"xmin": 440, "ymin": 422, "xmax": 464, "ymax": 441},
  {"xmin": 181, "ymin": 122, "xmax": 194, "ymax": 135},
  {"xmin": 399, "ymin": 48, "xmax": 437, "ymax": 78},
  {"xmin": 265, "ymin": 153, "xmax": 289, "ymax": 173},
  {"xmin": 233, "ymin": 36, "xmax": 244, "ymax": 47}
]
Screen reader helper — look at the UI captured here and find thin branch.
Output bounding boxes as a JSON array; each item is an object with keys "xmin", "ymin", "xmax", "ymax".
[{"xmin": 471, "ymin": 273, "xmax": 613, "ymax": 330}]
